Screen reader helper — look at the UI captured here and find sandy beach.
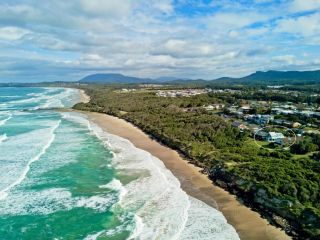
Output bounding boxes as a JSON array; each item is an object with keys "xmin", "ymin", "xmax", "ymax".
[
  {"xmin": 79, "ymin": 89, "xmax": 90, "ymax": 103},
  {"xmin": 81, "ymin": 110, "xmax": 291, "ymax": 240}
]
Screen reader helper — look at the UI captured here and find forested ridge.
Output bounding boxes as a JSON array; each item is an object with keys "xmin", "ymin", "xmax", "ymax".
[{"xmin": 74, "ymin": 86, "xmax": 320, "ymax": 239}]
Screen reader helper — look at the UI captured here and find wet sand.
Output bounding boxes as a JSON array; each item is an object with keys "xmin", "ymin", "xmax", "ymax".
[{"xmin": 81, "ymin": 111, "xmax": 291, "ymax": 240}]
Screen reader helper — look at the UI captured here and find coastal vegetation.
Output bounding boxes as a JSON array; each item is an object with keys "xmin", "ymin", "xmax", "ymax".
[{"xmin": 74, "ymin": 86, "xmax": 320, "ymax": 239}]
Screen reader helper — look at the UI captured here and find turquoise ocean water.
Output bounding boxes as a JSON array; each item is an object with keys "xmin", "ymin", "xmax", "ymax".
[{"xmin": 0, "ymin": 87, "xmax": 239, "ymax": 240}]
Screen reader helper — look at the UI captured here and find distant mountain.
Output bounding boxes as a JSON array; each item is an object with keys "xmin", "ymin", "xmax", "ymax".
[
  {"xmin": 243, "ymin": 70, "xmax": 320, "ymax": 83},
  {"xmin": 212, "ymin": 70, "xmax": 320, "ymax": 85},
  {"xmin": 79, "ymin": 70, "xmax": 320, "ymax": 86},
  {"xmin": 79, "ymin": 73, "xmax": 152, "ymax": 84},
  {"xmin": 154, "ymin": 76, "xmax": 191, "ymax": 82}
]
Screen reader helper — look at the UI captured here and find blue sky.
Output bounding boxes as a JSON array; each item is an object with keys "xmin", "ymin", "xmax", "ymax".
[{"xmin": 0, "ymin": 0, "xmax": 320, "ymax": 82}]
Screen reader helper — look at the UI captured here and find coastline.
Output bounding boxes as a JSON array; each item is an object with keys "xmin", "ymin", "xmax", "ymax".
[
  {"xmin": 75, "ymin": 89, "xmax": 291, "ymax": 240},
  {"xmin": 81, "ymin": 111, "xmax": 291, "ymax": 240}
]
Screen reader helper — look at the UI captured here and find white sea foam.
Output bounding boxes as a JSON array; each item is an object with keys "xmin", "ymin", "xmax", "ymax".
[
  {"xmin": 62, "ymin": 112, "xmax": 240, "ymax": 240},
  {"xmin": 39, "ymin": 88, "xmax": 78, "ymax": 109},
  {"xmin": 0, "ymin": 134, "xmax": 7, "ymax": 143},
  {"xmin": 128, "ymin": 215, "xmax": 144, "ymax": 239},
  {"xmin": 83, "ymin": 231, "xmax": 105, "ymax": 240},
  {"xmin": 180, "ymin": 197, "xmax": 239, "ymax": 240},
  {"xmin": 96, "ymin": 212, "xmax": 136, "ymax": 238},
  {"xmin": 0, "ymin": 188, "xmax": 73, "ymax": 215},
  {"xmin": 76, "ymin": 195, "xmax": 116, "ymax": 212},
  {"xmin": 0, "ymin": 113, "xmax": 12, "ymax": 126},
  {"xmin": 5, "ymin": 96, "xmax": 40, "ymax": 106},
  {"xmin": 0, "ymin": 95, "xmax": 21, "ymax": 98},
  {"xmin": 0, "ymin": 120, "xmax": 61, "ymax": 201},
  {"xmin": 1, "ymin": 88, "xmax": 79, "ymax": 111},
  {"xmin": 99, "ymin": 178, "xmax": 127, "ymax": 204},
  {"xmin": 0, "ymin": 186, "xmax": 117, "ymax": 216}
]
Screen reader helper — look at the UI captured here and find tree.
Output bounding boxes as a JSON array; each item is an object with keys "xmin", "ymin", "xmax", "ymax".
[{"xmin": 291, "ymin": 137, "xmax": 318, "ymax": 154}]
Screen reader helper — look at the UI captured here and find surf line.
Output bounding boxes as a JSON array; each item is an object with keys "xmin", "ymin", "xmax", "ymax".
[
  {"xmin": 0, "ymin": 114, "xmax": 12, "ymax": 126},
  {"xmin": 0, "ymin": 120, "xmax": 61, "ymax": 200}
]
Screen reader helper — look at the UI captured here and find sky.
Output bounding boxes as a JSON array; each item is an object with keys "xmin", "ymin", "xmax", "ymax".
[{"xmin": 0, "ymin": 0, "xmax": 320, "ymax": 82}]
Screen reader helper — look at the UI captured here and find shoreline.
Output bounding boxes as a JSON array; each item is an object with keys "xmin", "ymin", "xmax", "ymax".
[{"xmin": 81, "ymin": 111, "xmax": 291, "ymax": 240}]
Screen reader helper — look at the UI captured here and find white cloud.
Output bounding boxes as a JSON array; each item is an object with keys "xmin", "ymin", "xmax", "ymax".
[
  {"xmin": 276, "ymin": 13, "xmax": 320, "ymax": 36},
  {"xmin": 79, "ymin": 0, "xmax": 132, "ymax": 17},
  {"xmin": 290, "ymin": 0, "xmax": 320, "ymax": 12},
  {"xmin": 206, "ymin": 12, "xmax": 267, "ymax": 31},
  {"xmin": 142, "ymin": 0, "xmax": 174, "ymax": 15},
  {"xmin": 272, "ymin": 55, "xmax": 296, "ymax": 64},
  {"xmin": 0, "ymin": 27, "xmax": 30, "ymax": 41},
  {"xmin": 151, "ymin": 39, "xmax": 216, "ymax": 58},
  {"xmin": 0, "ymin": 0, "xmax": 319, "ymax": 82}
]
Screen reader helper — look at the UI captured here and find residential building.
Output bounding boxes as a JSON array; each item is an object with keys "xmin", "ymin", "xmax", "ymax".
[
  {"xmin": 267, "ymin": 132, "xmax": 285, "ymax": 145},
  {"xmin": 203, "ymin": 104, "xmax": 225, "ymax": 111},
  {"xmin": 239, "ymin": 105, "xmax": 252, "ymax": 113}
]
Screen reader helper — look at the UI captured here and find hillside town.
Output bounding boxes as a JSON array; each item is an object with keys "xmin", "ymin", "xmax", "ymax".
[
  {"xmin": 206, "ymin": 100, "xmax": 320, "ymax": 148},
  {"xmin": 156, "ymin": 88, "xmax": 212, "ymax": 97},
  {"xmin": 154, "ymin": 87, "xmax": 320, "ymax": 148}
]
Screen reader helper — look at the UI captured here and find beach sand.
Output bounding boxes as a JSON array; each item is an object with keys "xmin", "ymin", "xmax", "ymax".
[
  {"xmin": 81, "ymin": 111, "xmax": 291, "ymax": 240},
  {"xmin": 79, "ymin": 89, "xmax": 90, "ymax": 103}
]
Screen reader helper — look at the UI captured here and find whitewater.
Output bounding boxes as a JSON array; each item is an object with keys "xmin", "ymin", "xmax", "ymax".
[{"xmin": 0, "ymin": 87, "xmax": 239, "ymax": 239}]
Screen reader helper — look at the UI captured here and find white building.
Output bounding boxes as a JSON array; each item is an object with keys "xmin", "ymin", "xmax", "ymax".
[{"xmin": 267, "ymin": 132, "xmax": 285, "ymax": 145}]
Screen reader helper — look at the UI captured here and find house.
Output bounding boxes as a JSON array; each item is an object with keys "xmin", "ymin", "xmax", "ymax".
[
  {"xmin": 271, "ymin": 108, "xmax": 295, "ymax": 115},
  {"xmin": 248, "ymin": 114, "xmax": 274, "ymax": 125},
  {"xmin": 272, "ymin": 119, "xmax": 301, "ymax": 128},
  {"xmin": 281, "ymin": 109, "xmax": 295, "ymax": 115},
  {"xmin": 267, "ymin": 132, "xmax": 285, "ymax": 145},
  {"xmin": 239, "ymin": 105, "xmax": 252, "ymax": 113},
  {"xmin": 299, "ymin": 110, "xmax": 314, "ymax": 117},
  {"xmin": 260, "ymin": 115, "xmax": 274, "ymax": 125},
  {"xmin": 203, "ymin": 104, "xmax": 225, "ymax": 111},
  {"xmin": 282, "ymin": 104, "xmax": 297, "ymax": 110},
  {"xmin": 232, "ymin": 121, "xmax": 247, "ymax": 131},
  {"xmin": 212, "ymin": 103, "xmax": 225, "ymax": 109},
  {"xmin": 273, "ymin": 118, "xmax": 286, "ymax": 126},
  {"xmin": 204, "ymin": 105, "xmax": 215, "ymax": 111}
]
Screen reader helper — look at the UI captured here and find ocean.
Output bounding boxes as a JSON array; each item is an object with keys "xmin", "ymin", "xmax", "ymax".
[{"xmin": 0, "ymin": 87, "xmax": 239, "ymax": 240}]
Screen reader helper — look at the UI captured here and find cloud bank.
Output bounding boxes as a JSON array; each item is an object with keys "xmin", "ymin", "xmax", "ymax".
[{"xmin": 0, "ymin": 0, "xmax": 319, "ymax": 82}]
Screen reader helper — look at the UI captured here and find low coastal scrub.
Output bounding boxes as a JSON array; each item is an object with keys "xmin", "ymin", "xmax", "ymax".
[{"xmin": 74, "ymin": 87, "xmax": 320, "ymax": 239}]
